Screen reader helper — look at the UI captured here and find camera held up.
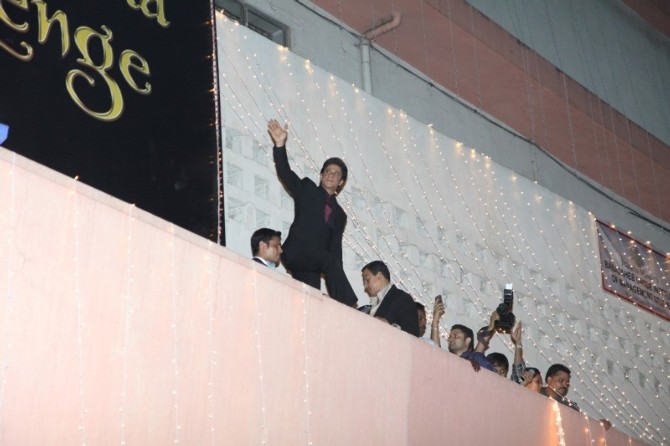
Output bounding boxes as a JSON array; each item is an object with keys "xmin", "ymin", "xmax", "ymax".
[{"xmin": 494, "ymin": 284, "xmax": 515, "ymax": 333}]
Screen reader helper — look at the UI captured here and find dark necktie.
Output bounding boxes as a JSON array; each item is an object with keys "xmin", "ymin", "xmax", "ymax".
[{"xmin": 324, "ymin": 196, "xmax": 333, "ymax": 223}]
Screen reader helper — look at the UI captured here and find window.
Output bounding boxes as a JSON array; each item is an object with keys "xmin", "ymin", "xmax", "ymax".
[{"xmin": 215, "ymin": 0, "xmax": 290, "ymax": 47}]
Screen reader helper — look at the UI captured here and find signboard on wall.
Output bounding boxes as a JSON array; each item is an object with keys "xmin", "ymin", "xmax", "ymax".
[
  {"xmin": 597, "ymin": 220, "xmax": 670, "ymax": 321},
  {"xmin": 0, "ymin": 0, "xmax": 222, "ymax": 243}
]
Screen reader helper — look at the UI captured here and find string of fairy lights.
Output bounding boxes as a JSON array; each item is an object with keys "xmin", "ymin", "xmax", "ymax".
[
  {"xmin": 595, "ymin": 226, "xmax": 670, "ymax": 383},
  {"xmin": 169, "ymin": 224, "xmax": 182, "ymax": 444},
  {"xmin": 215, "ymin": 10, "xmax": 669, "ymax": 444},
  {"xmin": 300, "ymin": 286, "xmax": 313, "ymax": 445},
  {"xmin": 434, "ymin": 2, "xmax": 662, "ymax": 436},
  {"xmin": 505, "ymin": 2, "xmax": 670, "ymax": 438},
  {"xmin": 238, "ymin": 11, "xmax": 670, "ymax": 442},
  {"xmin": 553, "ymin": 400, "xmax": 567, "ymax": 446},
  {"xmin": 0, "ymin": 153, "xmax": 17, "ymax": 434},
  {"xmin": 392, "ymin": 105, "xmax": 665, "ymax": 440},
  {"xmin": 119, "ymin": 203, "xmax": 136, "ymax": 446},
  {"xmin": 486, "ymin": 123, "xmax": 662, "ymax": 440},
  {"xmin": 206, "ymin": 242, "xmax": 217, "ymax": 445},
  {"xmin": 220, "ymin": 19, "xmax": 482, "ymax": 303},
  {"xmin": 307, "ymin": 89, "xmax": 421, "ymax": 283},
  {"xmin": 0, "ymin": 6, "xmax": 664, "ymax": 444},
  {"xmin": 220, "ymin": 34, "xmax": 452, "ymax": 300},
  {"xmin": 495, "ymin": 168, "xmax": 668, "ymax": 439},
  {"xmin": 217, "ymin": 35, "xmax": 416, "ymax": 279},
  {"xmin": 71, "ymin": 175, "xmax": 89, "ymax": 446},
  {"xmin": 481, "ymin": 164, "xmax": 628, "ymax": 419},
  {"xmin": 207, "ymin": 3, "xmax": 225, "ymax": 246},
  {"xmin": 488, "ymin": 3, "xmax": 663, "ymax": 440},
  {"xmin": 255, "ymin": 7, "xmax": 648, "ymax": 418},
  {"xmin": 252, "ymin": 268, "xmax": 269, "ymax": 445}
]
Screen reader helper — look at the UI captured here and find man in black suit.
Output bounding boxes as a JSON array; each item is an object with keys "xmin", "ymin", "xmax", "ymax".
[
  {"xmin": 267, "ymin": 119, "xmax": 358, "ymax": 307},
  {"xmin": 251, "ymin": 227, "xmax": 282, "ymax": 267},
  {"xmin": 361, "ymin": 260, "xmax": 420, "ymax": 336}
]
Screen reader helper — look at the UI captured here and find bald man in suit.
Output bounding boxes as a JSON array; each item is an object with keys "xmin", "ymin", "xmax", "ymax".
[{"xmin": 361, "ymin": 260, "xmax": 420, "ymax": 336}]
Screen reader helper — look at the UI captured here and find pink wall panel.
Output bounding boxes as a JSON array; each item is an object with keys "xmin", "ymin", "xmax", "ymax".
[{"xmin": 0, "ymin": 148, "xmax": 649, "ymax": 445}]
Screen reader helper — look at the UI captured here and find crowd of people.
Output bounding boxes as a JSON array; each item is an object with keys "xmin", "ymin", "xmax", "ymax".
[{"xmin": 253, "ymin": 119, "xmax": 611, "ymax": 428}]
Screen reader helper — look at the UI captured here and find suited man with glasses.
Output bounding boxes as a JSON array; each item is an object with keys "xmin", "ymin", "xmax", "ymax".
[{"xmin": 268, "ymin": 119, "xmax": 358, "ymax": 307}]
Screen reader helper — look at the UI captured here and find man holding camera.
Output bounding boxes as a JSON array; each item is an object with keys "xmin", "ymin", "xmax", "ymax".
[{"xmin": 447, "ymin": 324, "xmax": 494, "ymax": 372}]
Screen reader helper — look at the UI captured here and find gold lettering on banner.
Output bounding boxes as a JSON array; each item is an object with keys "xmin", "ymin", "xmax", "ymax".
[
  {"xmin": 66, "ymin": 26, "xmax": 124, "ymax": 122},
  {"xmin": 0, "ymin": 0, "xmax": 33, "ymax": 60},
  {"xmin": 0, "ymin": 0, "xmax": 29, "ymax": 31},
  {"xmin": 2, "ymin": 0, "xmax": 157, "ymax": 121},
  {"xmin": 119, "ymin": 49, "xmax": 152, "ymax": 94},
  {"xmin": 32, "ymin": 0, "xmax": 69, "ymax": 56},
  {"xmin": 126, "ymin": 0, "xmax": 169, "ymax": 28}
]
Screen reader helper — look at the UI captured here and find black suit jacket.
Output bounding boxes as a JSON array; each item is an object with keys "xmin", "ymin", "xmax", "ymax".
[
  {"xmin": 273, "ymin": 145, "xmax": 346, "ymax": 265},
  {"xmin": 374, "ymin": 285, "xmax": 420, "ymax": 337},
  {"xmin": 252, "ymin": 257, "xmax": 268, "ymax": 266}
]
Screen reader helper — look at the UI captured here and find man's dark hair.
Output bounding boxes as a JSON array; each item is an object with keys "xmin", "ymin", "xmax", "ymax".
[
  {"xmin": 251, "ymin": 228, "xmax": 281, "ymax": 256},
  {"xmin": 321, "ymin": 157, "xmax": 348, "ymax": 182},
  {"xmin": 450, "ymin": 324, "xmax": 474, "ymax": 351},
  {"xmin": 486, "ymin": 352, "xmax": 509, "ymax": 371},
  {"xmin": 415, "ymin": 302, "xmax": 426, "ymax": 311},
  {"xmin": 545, "ymin": 363, "xmax": 571, "ymax": 381},
  {"xmin": 361, "ymin": 260, "xmax": 391, "ymax": 281}
]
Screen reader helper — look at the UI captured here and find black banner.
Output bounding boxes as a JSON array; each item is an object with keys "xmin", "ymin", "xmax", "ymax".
[{"xmin": 0, "ymin": 0, "xmax": 221, "ymax": 242}]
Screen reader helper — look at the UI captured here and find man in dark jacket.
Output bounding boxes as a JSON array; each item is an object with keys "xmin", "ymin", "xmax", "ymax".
[
  {"xmin": 267, "ymin": 119, "xmax": 358, "ymax": 307},
  {"xmin": 360, "ymin": 260, "xmax": 420, "ymax": 336}
]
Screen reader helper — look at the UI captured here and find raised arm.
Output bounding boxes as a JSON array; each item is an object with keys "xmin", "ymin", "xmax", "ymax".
[
  {"xmin": 474, "ymin": 310, "xmax": 499, "ymax": 353},
  {"xmin": 269, "ymin": 119, "xmax": 302, "ymax": 195},
  {"xmin": 267, "ymin": 119, "xmax": 288, "ymax": 147},
  {"xmin": 431, "ymin": 298, "xmax": 445, "ymax": 347},
  {"xmin": 510, "ymin": 321, "xmax": 526, "ymax": 383}
]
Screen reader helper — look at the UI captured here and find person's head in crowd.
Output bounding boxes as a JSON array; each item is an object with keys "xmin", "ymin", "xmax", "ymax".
[
  {"xmin": 320, "ymin": 157, "xmax": 347, "ymax": 194},
  {"xmin": 545, "ymin": 363, "xmax": 571, "ymax": 398},
  {"xmin": 487, "ymin": 352, "xmax": 509, "ymax": 377},
  {"xmin": 416, "ymin": 302, "xmax": 427, "ymax": 337},
  {"xmin": 361, "ymin": 260, "xmax": 391, "ymax": 298},
  {"xmin": 250, "ymin": 228, "xmax": 282, "ymax": 266},
  {"xmin": 522, "ymin": 367, "xmax": 543, "ymax": 392},
  {"xmin": 447, "ymin": 324, "xmax": 474, "ymax": 355}
]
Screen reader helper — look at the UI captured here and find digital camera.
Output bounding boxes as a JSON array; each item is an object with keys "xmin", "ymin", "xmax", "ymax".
[{"xmin": 494, "ymin": 284, "xmax": 515, "ymax": 333}]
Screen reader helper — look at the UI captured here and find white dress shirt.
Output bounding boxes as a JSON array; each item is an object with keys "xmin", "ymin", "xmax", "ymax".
[{"xmin": 369, "ymin": 282, "xmax": 392, "ymax": 317}]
